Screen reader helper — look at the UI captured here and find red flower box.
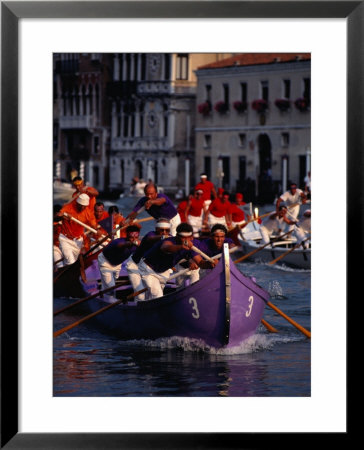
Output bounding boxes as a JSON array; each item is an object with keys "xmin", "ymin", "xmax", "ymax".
[
  {"xmin": 233, "ymin": 100, "xmax": 248, "ymax": 113},
  {"xmin": 252, "ymin": 99, "xmax": 268, "ymax": 113},
  {"xmin": 275, "ymin": 98, "xmax": 291, "ymax": 111},
  {"xmin": 197, "ymin": 101, "xmax": 212, "ymax": 116},
  {"xmin": 214, "ymin": 101, "xmax": 229, "ymax": 114},
  {"xmin": 294, "ymin": 97, "xmax": 309, "ymax": 112}
]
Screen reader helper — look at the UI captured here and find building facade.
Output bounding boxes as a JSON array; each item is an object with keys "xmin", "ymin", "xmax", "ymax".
[
  {"xmin": 107, "ymin": 53, "xmax": 233, "ymax": 196},
  {"xmin": 53, "ymin": 53, "xmax": 113, "ymax": 192},
  {"xmin": 195, "ymin": 54, "xmax": 311, "ymax": 204}
]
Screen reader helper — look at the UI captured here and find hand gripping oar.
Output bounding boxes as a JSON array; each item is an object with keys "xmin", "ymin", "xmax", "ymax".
[
  {"xmin": 54, "ymin": 216, "xmax": 154, "ymax": 283},
  {"xmin": 190, "ymin": 245, "xmax": 215, "ymax": 263},
  {"xmin": 231, "ymin": 201, "xmax": 301, "ymax": 233},
  {"xmin": 166, "ymin": 248, "xmax": 237, "ymax": 282},
  {"xmin": 268, "ymin": 236, "xmax": 311, "ymax": 265},
  {"xmin": 227, "ymin": 203, "xmax": 299, "ymax": 247},
  {"xmin": 233, "ymin": 230, "xmax": 293, "ymax": 264},
  {"xmin": 62, "ymin": 212, "xmax": 99, "ymax": 234},
  {"xmin": 53, "ymin": 280, "xmax": 131, "ymax": 316},
  {"xmin": 83, "ymin": 214, "xmax": 153, "ymax": 258},
  {"xmin": 54, "ymin": 287, "xmax": 148, "ymax": 338}
]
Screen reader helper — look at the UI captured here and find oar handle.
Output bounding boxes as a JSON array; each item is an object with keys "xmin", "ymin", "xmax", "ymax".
[
  {"xmin": 176, "ymin": 246, "xmax": 238, "ymax": 266},
  {"xmin": 84, "ymin": 216, "xmax": 154, "ymax": 257},
  {"xmin": 191, "ymin": 245, "xmax": 215, "ymax": 263},
  {"xmin": 63, "ymin": 213, "xmax": 98, "ymax": 234},
  {"xmin": 167, "ymin": 267, "xmax": 192, "ymax": 281},
  {"xmin": 239, "ymin": 202, "xmax": 301, "ymax": 229}
]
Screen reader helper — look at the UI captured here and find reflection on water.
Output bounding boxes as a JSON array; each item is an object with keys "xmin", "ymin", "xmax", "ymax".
[{"xmin": 54, "ymin": 330, "xmax": 310, "ymax": 397}]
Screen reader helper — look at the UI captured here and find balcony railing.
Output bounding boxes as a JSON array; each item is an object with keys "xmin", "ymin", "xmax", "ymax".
[
  {"xmin": 111, "ymin": 136, "xmax": 169, "ymax": 151},
  {"xmin": 59, "ymin": 115, "xmax": 94, "ymax": 129}
]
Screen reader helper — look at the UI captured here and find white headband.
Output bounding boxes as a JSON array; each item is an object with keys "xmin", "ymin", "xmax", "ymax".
[
  {"xmin": 156, "ymin": 222, "xmax": 170, "ymax": 228},
  {"xmin": 178, "ymin": 231, "xmax": 193, "ymax": 237}
]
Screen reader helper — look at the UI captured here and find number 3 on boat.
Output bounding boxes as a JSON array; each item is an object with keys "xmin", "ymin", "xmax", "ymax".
[{"xmin": 189, "ymin": 297, "xmax": 200, "ymax": 319}]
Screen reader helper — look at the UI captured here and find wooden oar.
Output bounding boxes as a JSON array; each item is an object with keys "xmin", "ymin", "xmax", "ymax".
[
  {"xmin": 231, "ymin": 235, "xmax": 310, "ymax": 337},
  {"xmin": 261, "ymin": 318, "xmax": 278, "ymax": 333},
  {"xmin": 62, "ymin": 212, "xmax": 99, "ymax": 234},
  {"xmin": 234, "ymin": 201, "xmax": 301, "ymax": 231},
  {"xmin": 54, "ymin": 216, "xmax": 154, "ymax": 282},
  {"xmin": 190, "ymin": 245, "xmax": 215, "ymax": 263},
  {"xmin": 265, "ymin": 300, "xmax": 311, "ymax": 338},
  {"xmin": 54, "ymin": 287, "xmax": 148, "ymax": 338},
  {"xmin": 53, "ymin": 280, "xmax": 131, "ymax": 316},
  {"xmin": 233, "ymin": 230, "xmax": 293, "ymax": 264},
  {"xmin": 268, "ymin": 236, "xmax": 310, "ymax": 265}
]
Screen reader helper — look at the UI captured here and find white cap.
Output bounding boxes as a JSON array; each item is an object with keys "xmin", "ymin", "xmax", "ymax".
[
  {"xmin": 76, "ymin": 193, "xmax": 90, "ymax": 206},
  {"xmin": 304, "ymin": 209, "xmax": 311, "ymax": 216}
]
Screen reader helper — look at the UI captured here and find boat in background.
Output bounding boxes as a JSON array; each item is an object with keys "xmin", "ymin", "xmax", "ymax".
[
  {"xmin": 238, "ymin": 235, "xmax": 311, "ymax": 269},
  {"xmin": 53, "ymin": 180, "xmax": 74, "ymax": 203},
  {"xmin": 54, "ymin": 245, "xmax": 269, "ymax": 349}
]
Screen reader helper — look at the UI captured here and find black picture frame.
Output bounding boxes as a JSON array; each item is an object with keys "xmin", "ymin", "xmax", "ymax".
[{"xmin": 1, "ymin": 1, "xmax": 356, "ymax": 448}]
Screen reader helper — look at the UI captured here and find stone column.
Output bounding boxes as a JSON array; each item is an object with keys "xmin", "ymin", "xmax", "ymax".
[
  {"xmin": 111, "ymin": 101, "xmax": 117, "ymax": 138},
  {"xmin": 130, "ymin": 54, "xmax": 135, "ymax": 80},
  {"xmin": 122, "ymin": 54, "xmax": 127, "ymax": 81},
  {"xmin": 113, "ymin": 53, "xmax": 120, "ymax": 81},
  {"xmin": 137, "ymin": 54, "xmax": 142, "ymax": 81}
]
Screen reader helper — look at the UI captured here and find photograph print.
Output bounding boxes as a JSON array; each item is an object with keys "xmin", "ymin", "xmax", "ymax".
[{"xmin": 53, "ymin": 52, "xmax": 311, "ymax": 397}]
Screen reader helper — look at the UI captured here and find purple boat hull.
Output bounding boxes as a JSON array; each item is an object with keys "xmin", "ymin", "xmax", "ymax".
[{"xmin": 68, "ymin": 245, "xmax": 269, "ymax": 348}]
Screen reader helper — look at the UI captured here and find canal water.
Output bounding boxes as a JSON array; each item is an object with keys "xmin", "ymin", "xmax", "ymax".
[{"xmin": 53, "ymin": 196, "xmax": 311, "ymax": 398}]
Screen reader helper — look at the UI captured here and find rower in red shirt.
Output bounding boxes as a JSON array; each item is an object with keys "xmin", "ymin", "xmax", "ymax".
[
  {"xmin": 177, "ymin": 198, "xmax": 188, "ymax": 223},
  {"xmin": 203, "ymin": 189, "xmax": 231, "ymax": 229},
  {"xmin": 71, "ymin": 176, "xmax": 99, "ymax": 211},
  {"xmin": 108, "ymin": 205, "xmax": 127, "ymax": 238},
  {"xmin": 57, "ymin": 193, "xmax": 101, "ymax": 265},
  {"xmin": 83, "ymin": 201, "xmax": 111, "ymax": 251},
  {"xmin": 194, "ymin": 173, "xmax": 217, "ymax": 213},
  {"xmin": 53, "ymin": 204, "xmax": 64, "ymax": 269},
  {"xmin": 228, "ymin": 193, "xmax": 247, "ymax": 228},
  {"xmin": 203, "ymin": 188, "xmax": 231, "ymax": 229},
  {"xmin": 186, "ymin": 189, "xmax": 205, "ymax": 237}
]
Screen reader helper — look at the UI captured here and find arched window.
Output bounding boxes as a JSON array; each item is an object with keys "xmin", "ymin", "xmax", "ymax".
[{"xmin": 135, "ymin": 160, "xmax": 143, "ymax": 179}]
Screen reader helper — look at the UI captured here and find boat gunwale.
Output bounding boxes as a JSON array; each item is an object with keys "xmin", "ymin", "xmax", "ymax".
[{"xmin": 85, "ymin": 254, "xmax": 269, "ymax": 312}]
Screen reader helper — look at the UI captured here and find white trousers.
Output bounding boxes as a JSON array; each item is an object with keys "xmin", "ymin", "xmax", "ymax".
[
  {"xmin": 259, "ymin": 226, "xmax": 273, "ymax": 246},
  {"xmin": 97, "ymin": 252, "xmax": 122, "ymax": 298},
  {"xmin": 187, "ymin": 215, "xmax": 203, "ymax": 237},
  {"xmin": 169, "ymin": 213, "xmax": 181, "ymax": 236},
  {"xmin": 294, "ymin": 227, "xmax": 310, "ymax": 249},
  {"xmin": 53, "ymin": 245, "xmax": 64, "ymax": 268},
  {"xmin": 286, "ymin": 205, "xmax": 300, "ymax": 232},
  {"xmin": 208, "ymin": 214, "xmax": 227, "ymax": 228},
  {"xmin": 138, "ymin": 260, "xmax": 172, "ymax": 300},
  {"xmin": 124, "ymin": 255, "xmax": 146, "ymax": 301},
  {"xmin": 58, "ymin": 233, "xmax": 83, "ymax": 265}
]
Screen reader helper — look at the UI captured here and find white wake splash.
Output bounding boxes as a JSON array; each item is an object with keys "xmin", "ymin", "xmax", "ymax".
[{"xmin": 121, "ymin": 332, "xmax": 302, "ymax": 355}]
